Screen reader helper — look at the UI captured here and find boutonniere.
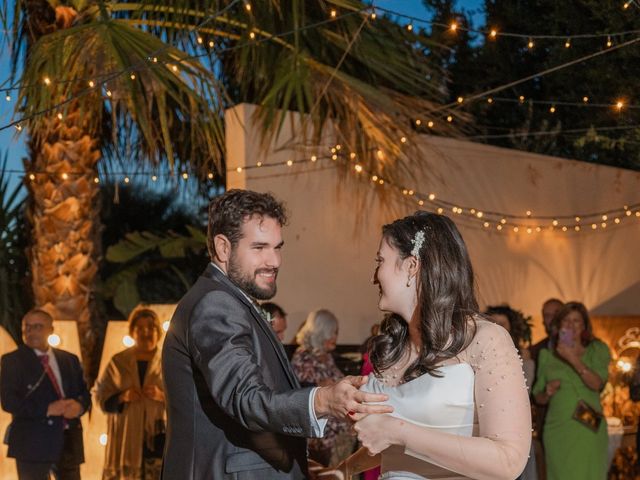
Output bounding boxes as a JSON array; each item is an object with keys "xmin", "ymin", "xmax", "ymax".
[{"xmin": 257, "ymin": 306, "xmax": 272, "ymax": 324}]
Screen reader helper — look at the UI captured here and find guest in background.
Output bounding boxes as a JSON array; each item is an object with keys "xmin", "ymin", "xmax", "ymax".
[
  {"xmin": 291, "ymin": 309, "xmax": 354, "ymax": 466},
  {"xmin": 485, "ymin": 305, "xmax": 534, "ymax": 388},
  {"xmin": 533, "ymin": 302, "xmax": 610, "ymax": 480},
  {"xmin": 96, "ymin": 308, "xmax": 165, "ymax": 480},
  {"xmin": 630, "ymin": 356, "xmax": 640, "ymax": 467},
  {"xmin": 262, "ymin": 301, "xmax": 288, "ymax": 342},
  {"xmin": 530, "ymin": 298, "xmax": 563, "ymax": 363},
  {"xmin": 1, "ymin": 309, "xmax": 90, "ymax": 480}
]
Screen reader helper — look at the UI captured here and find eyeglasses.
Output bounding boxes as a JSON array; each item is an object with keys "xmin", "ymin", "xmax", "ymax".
[{"xmin": 23, "ymin": 323, "xmax": 47, "ymax": 332}]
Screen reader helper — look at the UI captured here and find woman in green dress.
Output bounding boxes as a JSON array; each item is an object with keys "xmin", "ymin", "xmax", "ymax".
[{"xmin": 533, "ymin": 301, "xmax": 610, "ymax": 480}]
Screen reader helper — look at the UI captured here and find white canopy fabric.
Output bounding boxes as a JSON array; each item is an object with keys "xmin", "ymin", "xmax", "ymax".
[{"xmin": 227, "ymin": 103, "xmax": 640, "ymax": 344}]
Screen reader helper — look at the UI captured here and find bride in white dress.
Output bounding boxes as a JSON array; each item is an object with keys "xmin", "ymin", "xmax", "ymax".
[{"xmin": 321, "ymin": 212, "xmax": 531, "ymax": 480}]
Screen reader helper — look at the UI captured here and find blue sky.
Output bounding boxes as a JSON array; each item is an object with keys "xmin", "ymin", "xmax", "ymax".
[{"xmin": 0, "ymin": 0, "xmax": 484, "ymax": 192}]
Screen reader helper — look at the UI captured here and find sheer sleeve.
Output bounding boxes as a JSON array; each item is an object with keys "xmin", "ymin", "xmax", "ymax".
[{"xmin": 398, "ymin": 320, "xmax": 532, "ymax": 480}]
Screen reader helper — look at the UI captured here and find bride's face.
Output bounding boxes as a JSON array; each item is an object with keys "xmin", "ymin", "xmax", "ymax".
[{"xmin": 372, "ymin": 236, "xmax": 416, "ymax": 316}]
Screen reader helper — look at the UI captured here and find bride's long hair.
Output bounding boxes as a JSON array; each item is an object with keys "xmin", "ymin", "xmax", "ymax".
[{"xmin": 369, "ymin": 211, "xmax": 478, "ymax": 380}]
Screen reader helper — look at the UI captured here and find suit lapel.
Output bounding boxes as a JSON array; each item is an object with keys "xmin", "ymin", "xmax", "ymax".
[{"xmin": 202, "ymin": 264, "xmax": 300, "ymax": 389}]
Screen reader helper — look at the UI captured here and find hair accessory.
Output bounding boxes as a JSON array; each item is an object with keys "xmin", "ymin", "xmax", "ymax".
[{"xmin": 410, "ymin": 230, "xmax": 426, "ymax": 257}]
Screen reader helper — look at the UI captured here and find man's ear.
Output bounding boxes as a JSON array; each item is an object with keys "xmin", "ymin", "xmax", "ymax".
[{"xmin": 213, "ymin": 234, "xmax": 232, "ymax": 263}]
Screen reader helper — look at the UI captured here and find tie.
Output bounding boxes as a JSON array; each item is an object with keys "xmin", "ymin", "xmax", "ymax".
[{"xmin": 39, "ymin": 354, "xmax": 63, "ymax": 399}]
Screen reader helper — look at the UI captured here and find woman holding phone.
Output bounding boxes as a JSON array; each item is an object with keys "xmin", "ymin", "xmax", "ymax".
[{"xmin": 532, "ymin": 302, "xmax": 610, "ymax": 480}]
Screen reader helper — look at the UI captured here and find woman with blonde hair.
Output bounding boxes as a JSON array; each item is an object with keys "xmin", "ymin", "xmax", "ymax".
[
  {"xmin": 96, "ymin": 307, "xmax": 166, "ymax": 479},
  {"xmin": 291, "ymin": 309, "xmax": 354, "ymax": 466}
]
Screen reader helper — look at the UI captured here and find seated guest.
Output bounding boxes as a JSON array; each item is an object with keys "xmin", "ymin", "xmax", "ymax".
[
  {"xmin": 532, "ymin": 302, "xmax": 610, "ymax": 480},
  {"xmin": 96, "ymin": 308, "xmax": 165, "ymax": 480},
  {"xmin": 261, "ymin": 301, "xmax": 288, "ymax": 342},
  {"xmin": 1, "ymin": 309, "xmax": 90, "ymax": 480},
  {"xmin": 291, "ymin": 309, "xmax": 354, "ymax": 466}
]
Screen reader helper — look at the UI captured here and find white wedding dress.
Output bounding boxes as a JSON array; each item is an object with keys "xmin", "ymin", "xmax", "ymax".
[{"xmin": 362, "ymin": 320, "xmax": 532, "ymax": 480}]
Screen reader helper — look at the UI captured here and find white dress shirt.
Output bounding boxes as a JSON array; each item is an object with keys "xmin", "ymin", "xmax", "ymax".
[{"xmin": 34, "ymin": 347, "xmax": 66, "ymax": 397}]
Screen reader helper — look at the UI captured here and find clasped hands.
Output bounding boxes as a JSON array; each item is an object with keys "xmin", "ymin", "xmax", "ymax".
[
  {"xmin": 119, "ymin": 384, "xmax": 164, "ymax": 403},
  {"xmin": 46, "ymin": 398, "xmax": 83, "ymax": 418},
  {"xmin": 311, "ymin": 375, "xmax": 400, "ymax": 479}
]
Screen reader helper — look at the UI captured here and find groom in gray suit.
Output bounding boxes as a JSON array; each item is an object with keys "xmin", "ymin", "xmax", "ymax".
[{"xmin": 162, "ymin": 189, "xmax": 390, "ymax": 479}]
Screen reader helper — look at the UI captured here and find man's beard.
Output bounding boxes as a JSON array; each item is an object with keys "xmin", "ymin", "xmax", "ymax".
[{"xmin": 228, "ymin": 258, "xmax": 278, "ymax": 300}]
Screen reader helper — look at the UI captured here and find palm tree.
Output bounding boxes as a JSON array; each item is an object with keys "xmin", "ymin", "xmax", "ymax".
[{"xmin": 4, "ymin": 0, "xmax": 454, "ymax": 379}]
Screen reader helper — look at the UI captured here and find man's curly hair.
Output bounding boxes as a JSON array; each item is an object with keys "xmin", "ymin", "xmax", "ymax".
[{"xmin": 207, "ymin": 189, "xmax": 288, "ymax": 260}]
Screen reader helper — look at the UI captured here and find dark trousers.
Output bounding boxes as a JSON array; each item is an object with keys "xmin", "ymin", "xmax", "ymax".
[
  {"xmin": 16, "ymin": 430, "xmax": 82, "ymax": 480},
  {"xmin": 16, "ymin": 461, "xmax": 80, "ymax": 480}
]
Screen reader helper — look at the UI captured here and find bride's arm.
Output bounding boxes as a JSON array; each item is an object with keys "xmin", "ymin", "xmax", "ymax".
[{"xmin": 355, "ymin": 322, "xmax": 531, "ymax": 480}]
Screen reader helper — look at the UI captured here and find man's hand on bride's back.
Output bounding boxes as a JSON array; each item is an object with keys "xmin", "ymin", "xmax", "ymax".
[{"xmin": 314, "ymin": 375, "xmax": 393, "ymax": 419}]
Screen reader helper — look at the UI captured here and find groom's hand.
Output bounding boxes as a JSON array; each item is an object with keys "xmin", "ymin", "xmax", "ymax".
[{"xmin": 314, "ymin": 375, "xmax": 393, "ymax": 419}]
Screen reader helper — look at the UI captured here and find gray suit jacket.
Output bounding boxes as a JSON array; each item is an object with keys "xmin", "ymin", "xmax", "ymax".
[{"xmin": 161, "ymin": 264, "xmax": 315, "ymax": 479}]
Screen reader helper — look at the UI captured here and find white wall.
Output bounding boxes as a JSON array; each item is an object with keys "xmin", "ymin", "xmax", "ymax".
[{"xmin": 226, "ymin": 103, "xmax": 640, "ymax": 345}]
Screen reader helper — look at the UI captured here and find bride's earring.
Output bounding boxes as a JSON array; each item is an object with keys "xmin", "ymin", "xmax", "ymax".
[{"xmin": 406, "ymin": 277, "xmax": 412, "ymax": 287}]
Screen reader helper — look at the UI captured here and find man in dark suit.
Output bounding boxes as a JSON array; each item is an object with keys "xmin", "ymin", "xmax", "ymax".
[
  {"xmin": 1, "ymin": 309, "xmax": 90, "ymax": 480},
  {"xmin": 162, "ymin": 189, "xmax": 391, "ymax": 479}
]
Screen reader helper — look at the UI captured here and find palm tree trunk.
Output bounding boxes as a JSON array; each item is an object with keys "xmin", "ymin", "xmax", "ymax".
[{"xmin": 25, "ymin": 108, "xmax": 101, "ymax": 381}]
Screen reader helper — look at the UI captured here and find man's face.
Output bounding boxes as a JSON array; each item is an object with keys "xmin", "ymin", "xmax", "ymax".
[
  {"xmin": 542, "ymin": 301, "xmax": 562, "ymax": 334},
  {"xmin": 271, "ymin": 313, "xmax": 287, "ymax": 342},
  {"xmin": 228, "ymin": 215, "xmax": 283, "ymax": 300},
  {"xmin": 22, "ymin": 312, "xmax": 54, "ymax": 351}
]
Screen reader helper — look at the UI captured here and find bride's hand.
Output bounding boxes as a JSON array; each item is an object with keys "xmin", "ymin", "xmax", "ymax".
[{"xmin": 354, "ymin": 413, "xmax": 399, "ymax": 455}]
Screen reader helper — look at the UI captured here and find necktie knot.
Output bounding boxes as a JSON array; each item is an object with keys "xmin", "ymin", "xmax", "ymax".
[{"xmin": 39, "ymin": 354, "xmax": 49, "ymax": 365}]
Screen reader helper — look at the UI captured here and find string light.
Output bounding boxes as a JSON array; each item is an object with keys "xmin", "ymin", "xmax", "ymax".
[
  {"xmin": 565, "ymin": 38, "xmax": 571, "ymax": 48},
  {"xmin": 427, "ymin": 120, "xmax": 434, "ymax": 128},
  {"xmin": 5, "ymin": 95, "xmax": 9, "ymax": 101},
  {"xmin": 450, "ymin": 22, "xmax": 457, "ymax": 32},
  {"xmin": 407, "ymin": 24, "xmax": 413, "ymax": 31},
  {"xmin": 43, "ymin": 77, "xmax": 51, "ymax": 86},
  {"xmin": 527, "ymin": 38, "xmax": 534, "ymax": 49},
  {"xmin": 330, "ymin": 9, "xmax": 337, "ymax": 18},
  {"xmin": 489, "ymin": 29, "xmax": 498, "ymax": 39},
  {"xmin": 607, "ymin": 36, "xmax": 613, "ymax": 47}
]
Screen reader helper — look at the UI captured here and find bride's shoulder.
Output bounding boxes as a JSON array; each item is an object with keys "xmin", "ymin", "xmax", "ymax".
[{"xmin": 466, "ymin": 317, "xmax": 515, "ymax": 349}]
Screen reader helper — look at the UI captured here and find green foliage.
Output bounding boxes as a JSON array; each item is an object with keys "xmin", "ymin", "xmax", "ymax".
[
  {"xmin": 98, "ymin": 182, "xmax": 208, "ymax": 318},
  {"xmin": 103, "ymin": 227, "xmax": 206, "ymax": 317},
  {"xmin": 423, "ymin": 0, "xmax": 640, "ymax": 170},
  {"xmin": 5, "ymin": 0, "xmax": 458, "ymax": 187},
  {"xmin": 0, "ymin": 156, "xmax": 32, "ymax": 341}
]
